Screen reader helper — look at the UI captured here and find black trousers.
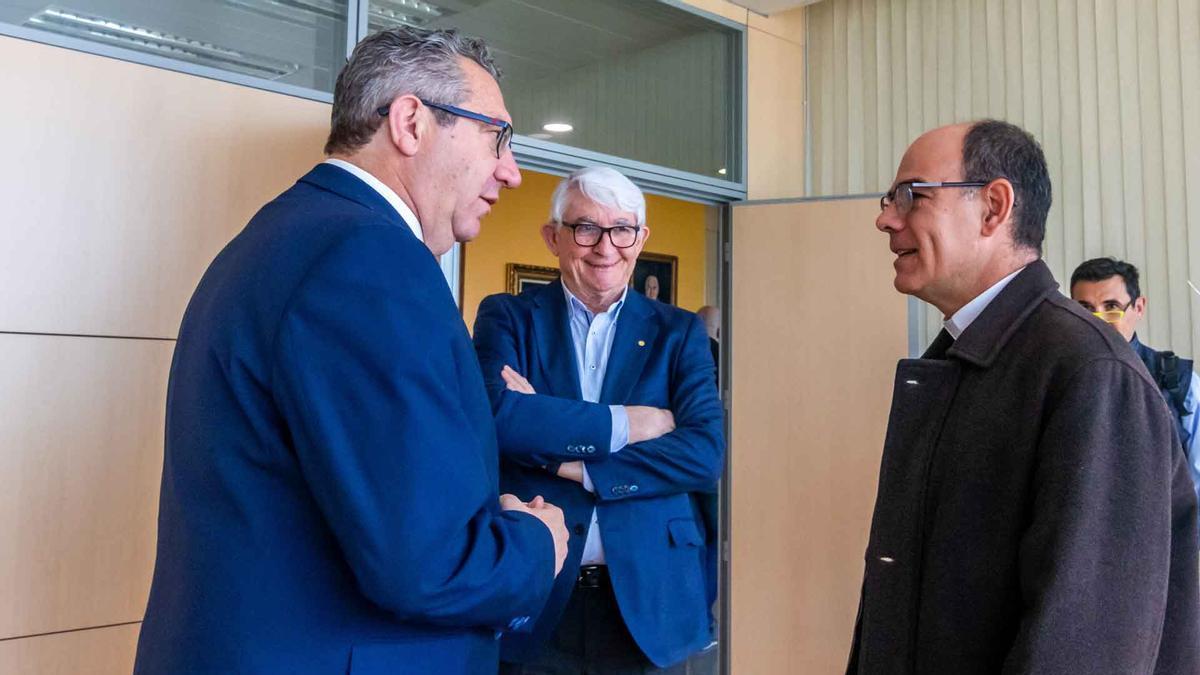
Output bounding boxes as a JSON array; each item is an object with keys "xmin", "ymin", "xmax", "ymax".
[{"xmin": 500, "ymin": 566, "xmax": 718, "ymax": 675}]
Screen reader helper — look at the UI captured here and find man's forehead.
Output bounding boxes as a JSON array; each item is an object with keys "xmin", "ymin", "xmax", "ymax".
[
  {"xmin": 459, "ymin": 57, "xmax": 512, "ymax": 122},
  {"xmin": 894, "ymin": 125, "xmax": 968, "ymax": 183},
  {"xmin": 564, "ymin": 192, "xmax": 637, "ymax": 222},
  {"xmin": 1073, "ymin": 276, "xmax": 1131, "ymax": 300}
]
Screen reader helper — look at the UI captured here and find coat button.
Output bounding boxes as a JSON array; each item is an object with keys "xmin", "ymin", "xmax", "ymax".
[
  {"xmin": 574, "ymin": 524, "xmax": 586, "ymax": 535},
  {"xmin": 587, "ymin": 445, "xmax": 596, "ymax": 453},
  {"xmin": 629, "ymin": 485, "xmax": 639, "ymax": 493}
]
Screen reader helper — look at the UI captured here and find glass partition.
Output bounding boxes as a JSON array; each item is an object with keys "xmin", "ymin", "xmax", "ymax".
[
  {"xmin": 367, "ymin": 0, "xmax": 742, "ymax": 183},
  {"xmin": 0, "ymin": 0, "xmax": 348, "ymax": 92}
]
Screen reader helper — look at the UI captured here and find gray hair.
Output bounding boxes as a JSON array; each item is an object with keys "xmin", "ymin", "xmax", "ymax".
[
  {"xmin": 549, "ymin": 166, "xmax": 646, "ymax": 226},
  {"xmin": 324, "ymin": 26, "xmax": 500, "ymax": 155}
]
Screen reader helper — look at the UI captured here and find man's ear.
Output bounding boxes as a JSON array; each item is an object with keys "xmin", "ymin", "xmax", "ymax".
[
  {"xmin": 979, "ymin": 178, "xmax": 1016, "ymax": 238},
  {"xmin": 540, "ymin": 222, "xmax": 560, "ymax": 256},
  {"xmin": 1133, "ymin": 295, "xmax": 1148, "ymax": 317},
  {"xmin": 383, "ymin": 95, "xmax": 425, "ymax": 157}
]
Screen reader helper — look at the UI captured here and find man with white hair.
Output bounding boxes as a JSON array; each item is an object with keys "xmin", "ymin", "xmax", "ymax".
[{"xmin": 473, "ymin": 166, "xmax": 725, "ymax": 672}]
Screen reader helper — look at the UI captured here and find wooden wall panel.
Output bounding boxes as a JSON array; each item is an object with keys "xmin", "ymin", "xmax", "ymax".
[
  {"xmin": 0, "ymin": 623, "xmax": 140, "ymax": 675},
  {"xmin": 729, "ymin": 197, "xmax": 906, "ymax": 673},
  {"xmin": 0, "ymin": 35, "xmax": 329, "ymax": 340},
  {"xmin": 0, "ymin": 334, "xmax": 171, "ymax": 639}
]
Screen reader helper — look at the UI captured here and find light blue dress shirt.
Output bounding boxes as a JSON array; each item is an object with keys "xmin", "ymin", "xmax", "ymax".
[{"xmin": 562, "ymin": 283, "xmax": 630, "ymax": 566}]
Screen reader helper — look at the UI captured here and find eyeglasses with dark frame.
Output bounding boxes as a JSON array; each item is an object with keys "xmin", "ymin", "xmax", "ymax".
[
  {"xmin": 880, "ymin": 180, "xmax": 990, "ymax": 215},
  {"xmin": 376, "ymin": 99, "xmax": 513, "ymax": 159},
  {"xmin": 561, "ymin": 221, "xmax": 642, "ymax": 249}
]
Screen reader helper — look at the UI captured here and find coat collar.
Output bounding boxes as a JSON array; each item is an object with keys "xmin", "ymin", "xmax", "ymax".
[
  {"xmin": 940, "ymin": 259, "xmax": 1060, "ymax": 368},
  {"xmin": 530, "ymin": 279, "xmax": 658, "ymax": 404},
  {"xmin": 297, "ymin": 163, "xmax": 408, "ymax": 231}
]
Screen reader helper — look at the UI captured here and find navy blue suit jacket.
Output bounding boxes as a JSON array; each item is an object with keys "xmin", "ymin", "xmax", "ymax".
[
  {"xmin": 134, "ymin": 164, "xmax": 554, "ymax": 675},
  {"xmin": 473, "ymin": 281, "xmax": 724, "ymax": 667}
]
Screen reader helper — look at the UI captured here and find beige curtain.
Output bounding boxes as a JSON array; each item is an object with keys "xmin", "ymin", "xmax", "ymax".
[{"xmin": 808, "ymin": 0, "xmax": 1200, "ymax": 355}]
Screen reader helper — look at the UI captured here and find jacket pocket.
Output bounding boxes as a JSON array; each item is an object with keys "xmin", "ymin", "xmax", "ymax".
[{"xmin": 667, "ymin": 517, "xmax": 704, "ymax": 547}]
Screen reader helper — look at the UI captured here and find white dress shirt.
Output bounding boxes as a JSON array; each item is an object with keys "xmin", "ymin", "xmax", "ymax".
[
  {"xmin": 943, "ymin": 266, "xmax": 1026, "ymax": 340},
  {"xmin": 322, "ymin": 158, "xmax": 423, "ymax": 243}
]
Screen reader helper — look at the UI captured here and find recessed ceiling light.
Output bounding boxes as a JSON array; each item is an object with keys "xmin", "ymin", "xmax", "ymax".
[
  {"xmin": 529, "ymin": 132, "xmax": 553, "ymax": 140},
  {"xmin": 543, "ymin": 123, "xmax": 573, "ymax": 133},
  {"xmin": 717, "ymin": 168, "xmax": 727, "ymax": 175}
]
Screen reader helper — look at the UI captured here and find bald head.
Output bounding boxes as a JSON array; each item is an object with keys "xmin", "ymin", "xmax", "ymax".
[
  {"xmin": 697, "ymin": 305, "xmax": 720, "ymax": 339},
  {"xmin": 877, "ymin": 120, "xmax": 1049, "ymax": 316}
]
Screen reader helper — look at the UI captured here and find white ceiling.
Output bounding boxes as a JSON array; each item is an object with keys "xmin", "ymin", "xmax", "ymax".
[{"xmin": 728, "ymin": 0, "xmax": 823, "ymax": 16}]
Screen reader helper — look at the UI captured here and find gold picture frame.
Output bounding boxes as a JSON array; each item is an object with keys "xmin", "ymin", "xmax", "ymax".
[{"xmin": 506, "ymin": 263, "xmax": 559, "ymax": 295}]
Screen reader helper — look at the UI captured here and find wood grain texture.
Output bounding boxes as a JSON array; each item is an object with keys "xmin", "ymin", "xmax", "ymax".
[
  {"xmin": 729, "ymin": 197, "xmax": 906, "ymax": 673},
  {"xmin": 0, "ymin": 333, "xmax": 172, "ymax": 639}
]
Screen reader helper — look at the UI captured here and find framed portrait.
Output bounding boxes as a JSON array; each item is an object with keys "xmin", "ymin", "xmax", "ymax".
[
  {"xmin": 632, "ymin": 252, "xmax": 678, "ymax": 305},
  {"xmin": 506, "ymin": 263, "xmax": 559, "ymax": 295}
]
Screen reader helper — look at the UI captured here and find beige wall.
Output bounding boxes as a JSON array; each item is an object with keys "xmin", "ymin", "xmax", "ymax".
[
  {"xmin": 0, "ymin": 34, "xmax": 328, "ymax": 671},
  {"xmin": 729, "ymin": 197, "xmax": 907, "ymax": 673},
  {"xmin": 684, "ymin": 0, "xmax": 808, "ymax": 200},
  {"xmin": 808, "ymin": 0, "xmax": 1200, "ymax": 357}
]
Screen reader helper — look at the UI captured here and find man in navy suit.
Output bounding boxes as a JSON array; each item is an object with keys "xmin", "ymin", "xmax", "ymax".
[
  {"xmin": 134, "ymin": 27, "xmax": 568, "ymax": 675},
  {"xmin": 473, "ymin": 167, "xmax": 725, "ymax": 673}
]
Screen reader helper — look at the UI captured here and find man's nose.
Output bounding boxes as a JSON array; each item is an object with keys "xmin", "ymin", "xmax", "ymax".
[
  {"xmin": 876, "ymin": 208, "xmax": 900, "ymax": 233},
  {"xmin": 496, "ymin": 150, "xmax": 522, "ymax": 189},
  {"xmin": 592, "ymin": 230, "xmax": 618, "ymax": 255}
]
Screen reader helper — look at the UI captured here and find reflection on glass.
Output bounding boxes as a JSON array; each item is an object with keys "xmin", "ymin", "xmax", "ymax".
[
  {"xmin": 1, "ymin": 0, "xmax": 347, "ymax": 92},
  {"xmin": 366, "ymin": 0, "xmax": 740, "ymax": 182}
]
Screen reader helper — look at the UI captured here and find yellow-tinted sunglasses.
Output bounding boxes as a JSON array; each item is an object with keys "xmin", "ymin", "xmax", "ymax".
[{"xmin": 1089, "ymin": 299, "xmax": 1134, "ymax": 324}]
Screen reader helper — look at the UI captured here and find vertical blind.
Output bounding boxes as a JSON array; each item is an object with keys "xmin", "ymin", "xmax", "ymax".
[{"xmin": 808, "ymin": 0, "xmax": 1200, "ymax": 355}]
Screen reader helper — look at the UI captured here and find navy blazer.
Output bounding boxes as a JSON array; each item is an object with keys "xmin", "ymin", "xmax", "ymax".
[
  {"xmin": 134, "ymin": 164, "xmax": 555, "ymax": 675},
  {"xmin": 473, "ymin": 281, "xmax": 724, "ymax": 668}
]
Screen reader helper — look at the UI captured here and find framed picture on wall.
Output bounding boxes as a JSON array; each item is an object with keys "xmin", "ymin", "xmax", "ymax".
[
  {"xmin": 632, "ymin": 252, "xmax": 678, "ymax": 305},
  {"xmin": 506, "ymin": 263, "xmax": 559, "ymax": 295}
]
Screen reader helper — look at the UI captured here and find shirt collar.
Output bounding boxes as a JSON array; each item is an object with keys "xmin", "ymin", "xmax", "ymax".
[
  {"xmin": 322, "ymin": 158, "xmax": 423, "ymax": 243},
  {"xmin": 562, "ymin": 281, "xmax": 627, "ymax": 322},
  {"xmin": 944, "ymin": 266, "xmax": 1026, "ymax": 340}
]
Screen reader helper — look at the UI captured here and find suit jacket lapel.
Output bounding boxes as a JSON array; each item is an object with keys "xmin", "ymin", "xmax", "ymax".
[
  {"xmin": 532, "ymin": 280, "xmax": 583, "ymax": 400},
  {"xmin": 600, "ymin": 292, "xmax": 658, "ymax": 405}
]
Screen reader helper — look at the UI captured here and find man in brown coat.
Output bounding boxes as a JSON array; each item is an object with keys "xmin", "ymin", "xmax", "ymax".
[{"xmin": 848, "ymin": 120, "xmax": 1199, "ymax": 674}]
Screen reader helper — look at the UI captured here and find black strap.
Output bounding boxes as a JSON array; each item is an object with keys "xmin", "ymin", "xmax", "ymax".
[{"xmin": 1158, "ymin": 351, "xmax": 1189, "ymax": 415}]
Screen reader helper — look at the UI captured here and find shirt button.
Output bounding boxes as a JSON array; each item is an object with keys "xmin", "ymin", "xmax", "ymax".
[{"xmin": 590, "ymin": 365, "xmax": 596, "ymax": 370}]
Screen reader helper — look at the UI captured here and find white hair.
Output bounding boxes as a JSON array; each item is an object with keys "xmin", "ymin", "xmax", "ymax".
[{"xmin": 549, "ymin": 166, "xmax": 646, "ymax": 226}]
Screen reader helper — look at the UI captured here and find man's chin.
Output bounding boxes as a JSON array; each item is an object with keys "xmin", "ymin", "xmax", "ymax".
[{"xmin": 451, "ymin": 219, "xmax": 482, "ymax": 245}]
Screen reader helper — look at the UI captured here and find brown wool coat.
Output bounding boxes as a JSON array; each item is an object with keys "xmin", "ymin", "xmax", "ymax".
[{"xmin": 848, "ymin": 260, "xmax": 1200, "ymax": 674}]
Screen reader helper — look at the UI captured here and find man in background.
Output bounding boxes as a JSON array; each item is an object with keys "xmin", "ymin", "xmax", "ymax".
[
  {"xmin": 1070, "ymin": 257, "xmax": 1200, "ymax": 497},
  {"xmin": 135, "ymin": 27, "xmax": 567, "ymax": 675}
]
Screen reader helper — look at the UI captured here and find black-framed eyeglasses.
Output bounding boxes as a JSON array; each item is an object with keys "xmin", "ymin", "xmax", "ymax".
[
  {"xmin": 376, "ymin": 99, "xmax": 513, "ymax": 159},
  {"xmin": 562, "ymin": 221, "xmax": 642, "ymax": 249},
  {"xmin": 880, "ymin": 180, "xmax": 990, "ymax": 215}
]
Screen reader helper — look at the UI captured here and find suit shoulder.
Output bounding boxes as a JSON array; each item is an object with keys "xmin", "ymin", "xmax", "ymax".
[
  {"xmin": 1031, "ymin": 292, "xmax": 1159, "ymax": 388},
  {"xmin": 479, "ymin": 290, "xmax": 532, "ymax": 315},
  {"xmin": 646, "ymin": 299, "xmax": 703, "ymax": 331}
]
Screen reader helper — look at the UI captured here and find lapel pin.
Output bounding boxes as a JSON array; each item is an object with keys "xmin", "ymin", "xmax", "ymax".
[{"xmin": 637, "ymin": 340, "xmax": 646, "ymax": 347}]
